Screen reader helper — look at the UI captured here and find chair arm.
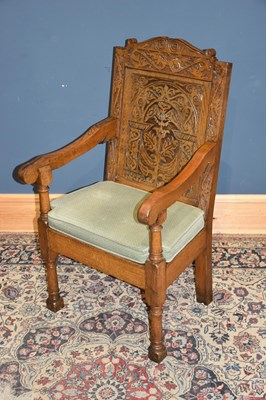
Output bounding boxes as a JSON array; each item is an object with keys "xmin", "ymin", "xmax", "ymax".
[
  {"xmin": 138, "ymin": 142, "xmax": 217, "ymax": 226},
  {"xmin": 18, "ymin": 116, "xmax": 118, "ymax": 185}
]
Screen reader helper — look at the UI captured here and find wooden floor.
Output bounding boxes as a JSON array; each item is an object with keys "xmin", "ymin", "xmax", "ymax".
[{"xmin": 0, "ymin": 194, "xmax": 266, "ymax": 234}]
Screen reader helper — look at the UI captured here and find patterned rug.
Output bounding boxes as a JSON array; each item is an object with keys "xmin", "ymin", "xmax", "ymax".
[{"xmin": 0, "ymin": 233, "xmax": 265, "ymax": 400}]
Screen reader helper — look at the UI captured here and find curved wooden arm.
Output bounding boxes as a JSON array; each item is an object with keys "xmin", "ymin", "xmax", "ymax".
[
  {"xmin": 18, "ymin": 117, "xmax": 118, "ymax": 185},
  {"xmin": 138, "ymin": 142, "xmax": 217, "ymax": 226}
]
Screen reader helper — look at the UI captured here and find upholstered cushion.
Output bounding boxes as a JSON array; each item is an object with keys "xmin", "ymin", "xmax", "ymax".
[{"xmin": 48, "ymin": 181, "xmax": 204, "ymax": 263}]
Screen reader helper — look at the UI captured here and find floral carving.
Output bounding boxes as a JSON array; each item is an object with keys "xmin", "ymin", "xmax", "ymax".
[
  {"xmin": 126, "ymin": 50, "xmax": 214, "ymax": 81},
  {"xmin": 121, "ymin": 74, "xmax": 204, "ymax": 187},
  {"xmin": 110, "ymin": 50, "xmax": 125, "ymax": 118},
  {"xmin": 181, "ymin": 183, "xmax": 199, "ymax": 206},
  {"xmin": 108, "ymin": 37, "xmax": 230, "ymax": 207},
  {"xmin": 125, "ymin": 37, "xmax": 216, "ymax": 81},
  {"xmin": 206, "ymin": 63, "xmax": 227, "ymax": 142},
  {"xmin": 181, "ymin": 162, "xmax": 215, "ymax": 210},
  {"xmin": 198, "ymin": 162, "xmax": 215, "ymax": 215},
  {"xmin": 105, "ymin": 138, "xmax": 118, "ymax": 181}
]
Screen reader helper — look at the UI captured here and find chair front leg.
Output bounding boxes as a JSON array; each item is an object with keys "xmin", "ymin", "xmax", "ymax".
[
  {"xmin": 34, "ymin": 168, "xmax": 64, "ymax": 312},
  {"xmin": 146, "ymin": 278, "xmax": 167, "ymax": 362},
  {"xmin": 46, "ymin": 249, "xmax": 64, "ymax": 312},
  {"xmin": 145, "ymin": 221, "xmax": 167, "ymax": 363}
]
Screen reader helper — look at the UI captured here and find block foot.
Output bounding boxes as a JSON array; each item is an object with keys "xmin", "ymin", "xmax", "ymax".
[{"xmin": 46, "ymin": 296, "xmax": 64, "ymax": 312}]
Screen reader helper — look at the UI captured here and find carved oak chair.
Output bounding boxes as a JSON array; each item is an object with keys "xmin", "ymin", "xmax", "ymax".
[{"xmin": 18, "ymin": 37, "xmax": 232, "ymax": 363}]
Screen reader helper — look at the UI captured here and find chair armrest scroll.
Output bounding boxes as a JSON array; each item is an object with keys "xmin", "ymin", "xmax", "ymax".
[
  {"xmin": 18, "ymin": 117, "xmax": 118, "ymax": 185},
  {"xmin": 138, "ymin": 142, "xmax": 217, "ymax": 225}
]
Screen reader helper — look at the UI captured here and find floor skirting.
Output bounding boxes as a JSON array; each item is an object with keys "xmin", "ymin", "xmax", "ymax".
[{"xmin": 0, "ymin": 194, "xmax": 266, "ymax": 234}]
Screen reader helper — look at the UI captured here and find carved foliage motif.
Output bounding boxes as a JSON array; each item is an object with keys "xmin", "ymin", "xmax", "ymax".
[
  {"xmin": 108, "ymin": 38, "xmax": 225, "ymax": 191},
  {"xmin": 111, "ymin": 39, "xmax": 215, "ymax": 122},
  {"xmin": 123, "ymin": 74, "xmax": 204, "ymax": 187},
  {"xmin": 198, "ymin": 162, "xmax": 215, "ymax": 215},
  {"xmin": 181, "ymin": 183, "xmax": 199, "ymax": 206},
  {"xmin": 125, "ymin": 37, "xmax": 215, "ymax": 81},
  {"xmin": 180, "ymin": 162, "xmax": 215, "ymax": 213},
  {"xmin": 126, "ymin": 50, "xmax": 213, "ymax": 81},
  {"xmin": 206, "ymin": 63, "xmax": 227, "ymax": 142},
  {"xmin": 105, "ymin": 138, "xmax": 118, "ymax": 181},
  {"xmin": 111, "ymin": 50, "xmax": 125, "ymax": 118}
]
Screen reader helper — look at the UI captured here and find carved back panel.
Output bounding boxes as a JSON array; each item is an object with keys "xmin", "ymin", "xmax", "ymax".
[{"xmin": 106, "ymin": 37, "xmax": 231, "ymax": 208}]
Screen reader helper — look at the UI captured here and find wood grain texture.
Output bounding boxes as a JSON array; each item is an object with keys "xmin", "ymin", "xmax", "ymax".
[{"xmin": 18, "ymin": 117, "xmax": 117, "ymax": 185}]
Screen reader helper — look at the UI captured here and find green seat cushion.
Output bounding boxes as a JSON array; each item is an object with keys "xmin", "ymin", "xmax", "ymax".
[{"xmin": 48, "ymin": 181, "xmax": 204, "ymax": 263}]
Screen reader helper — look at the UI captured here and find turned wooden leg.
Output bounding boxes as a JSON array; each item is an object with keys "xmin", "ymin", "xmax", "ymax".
[
  {"xmin": 148, "ymin": 305, "xmax": 167, "ymax": 363},
  {"xmin": 195, "ymin": 247, "xmax": 213, "ymax": 305},
  {"xmin": 141, "ymin": 289, "xmax": 167, "ymax": 363},
  {"xmin": 46, "ymin": 250, "xmax": 64, "ymax": 312},
  {"xmin": 145, "ymin": 218, "xmax": 167, "ymax": 363},
  {"xmin": 38, "ymin": 218, "xmax": 49, "ymax": 261},
  {"xmin": 35, "ymin": 173, "xmax": 64, "ymax": 312}
]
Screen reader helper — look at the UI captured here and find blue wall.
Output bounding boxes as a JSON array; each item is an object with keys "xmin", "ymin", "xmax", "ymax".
[{"xmin": 1, "ymin": 0, "xmax": 265, "ymax": 194}]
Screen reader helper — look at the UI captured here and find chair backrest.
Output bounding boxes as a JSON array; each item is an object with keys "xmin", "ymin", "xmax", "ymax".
[{"xmin": 105, "ymin": 37, "xmax": 232, "ymax": 212}]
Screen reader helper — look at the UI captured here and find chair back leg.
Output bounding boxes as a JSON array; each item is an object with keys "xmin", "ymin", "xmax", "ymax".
[{"xmin": 195, "ymin": 245, "xmax": 213, "ymax": 305}]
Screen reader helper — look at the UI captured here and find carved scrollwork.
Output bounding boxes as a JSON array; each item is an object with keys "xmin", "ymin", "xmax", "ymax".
[
  {"xmin": 126, "ymin": 50, "xmax": 213, "ymax": 81},
  {"xmin": 206, "ymin": 63, "xmax": 227, "ymax": 142},
  {"xmin": 126, "ymin": 37, "xmax": 216, "ymax": 58},
  {"xmin": 111, "ymin": 50, "xmax": 125, "ymax": 118},
  {"xmin": 122, "ymin": 74, "xmax": 204, "ymax": 187},
  {"xmin": 198, "ymin": 162, "xmax": 215, "ymax": 215},
  {"xmin": 105, "ymin": 138, "xmax": 118, "ymax": 181},
  {"xmin": 180, "ymin": 161, "xmax": 215, "ymax": 211},
  {"xmin": 123, "ymin": 37, "xmax": 215, "ymax": 81},
  {"xmin": 107, "ymin": 38, "xmax": 229, "ymax": 198},
  {"xmin": 181, "ymin": 183, "xmax": 199, "ymax": 206}
]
